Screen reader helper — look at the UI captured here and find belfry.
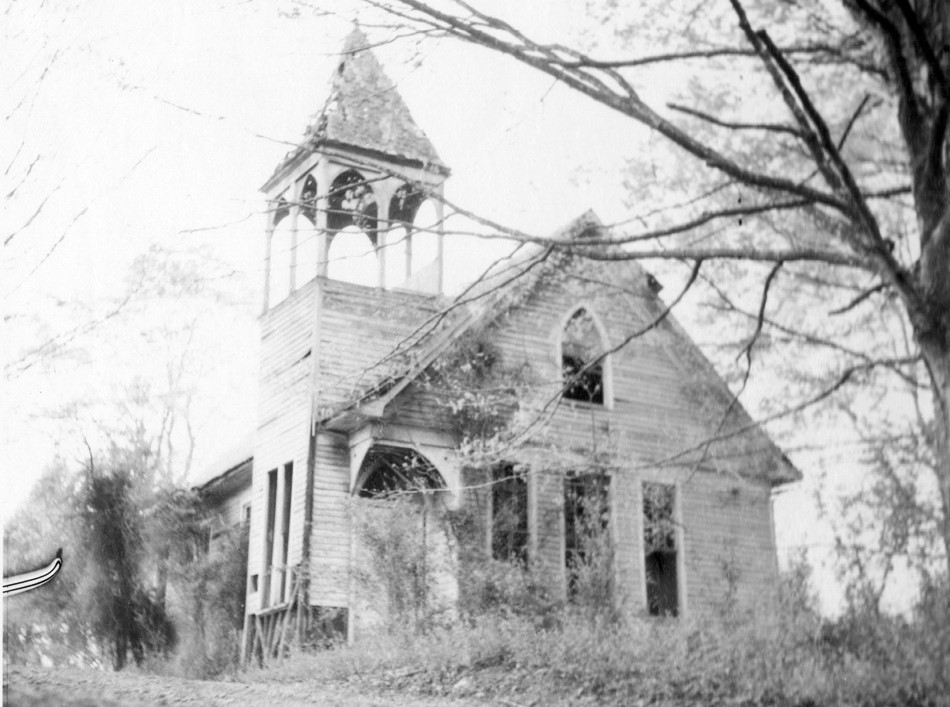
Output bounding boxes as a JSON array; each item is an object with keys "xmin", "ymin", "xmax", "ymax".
[{"xmin": 260, "ymin": 26, "xmax": 450, "ymax": 306}]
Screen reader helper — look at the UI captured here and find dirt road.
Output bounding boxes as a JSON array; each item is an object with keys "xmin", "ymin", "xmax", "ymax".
[{"xmin": 2, "ymin": 665, "xmax": 492, "ymax": 707}]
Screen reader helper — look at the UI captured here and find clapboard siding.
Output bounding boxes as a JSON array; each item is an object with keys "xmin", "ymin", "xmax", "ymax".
[
  {"xmin": 455, "ymin": 263, "xmax": 784, "ymax": 611},
  {"xmin": 249, "ymin": 280, "xmax": 314, "ymax": 614},
  {"xmin": 309, "ymin": 432, "xmax": 350, "ymax": 607},
  {"xmin": 238, "ymin": 250, "xmax": 789, "ymax": 622}
]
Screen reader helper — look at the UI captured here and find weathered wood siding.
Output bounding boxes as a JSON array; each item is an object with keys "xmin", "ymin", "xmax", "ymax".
[
  {"xmin": 208, "ymin": 484, "xmax": 253, "ymax": 534},
  {"xmin": 680, "ymin": 471, "xmax": 778, "ymax": 613},
  {"xmin": 452, "ymin": 259, "xmax": 785, "ymax": 614},
  {"xmin": 309, "ymin": 431, "xmax": 350, "ymax": 607},
  {"xmin": 249, "ymin": 277, "xmax": 447, "ymax": 616},
  {"xmin": 248, "ymin": 253, "xmax": 787, "ymax": 621},
  {"xmin": 249, "ymin": 281, "xmax": 314, "ymax": 613}
]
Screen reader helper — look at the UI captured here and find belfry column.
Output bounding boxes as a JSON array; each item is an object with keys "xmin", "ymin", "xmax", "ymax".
[
  {"xmin": 375, "ymin": 181, "xmax": 395, "ymax": 289},
  {"xmin": 434, "ymin": 185, "xmax": 445, "ymax": 295},
  {"xmin": 404, "ymin": 230, "xmax": 413, "ymax": 283},
  {"xmin": 262, "ymin": 207, "xmax": 276, "ymax": 313},
  {"xmin": 315, "ymin": 158, "xmax": 331, "ymax": 278},
  {"xmin": 288, "ymin": 182, "xmax": 301, "ymax": 293}
]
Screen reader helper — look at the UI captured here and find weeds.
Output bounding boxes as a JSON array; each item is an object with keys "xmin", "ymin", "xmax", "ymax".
[{"xmin": 253, "ymin": 559, "xmax": 949, "ymax": 706}]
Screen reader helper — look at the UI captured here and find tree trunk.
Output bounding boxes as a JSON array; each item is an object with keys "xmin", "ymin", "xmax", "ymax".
[{"xmin": 921, "ymin": 341, "xmax": 950, "ymax": 576}]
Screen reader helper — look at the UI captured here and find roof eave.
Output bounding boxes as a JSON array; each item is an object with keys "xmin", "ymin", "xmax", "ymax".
[
  {"xmin": 260, "ymin": 138, "xmax": 451, "ymax": 195},
  {"xmin": 196, "ymin": 457, "xmax": 253, "ymax": 497}
]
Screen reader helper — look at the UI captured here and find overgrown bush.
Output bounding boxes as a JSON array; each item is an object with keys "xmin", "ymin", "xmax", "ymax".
[
  {"xmin": 352, "ymin": 493, "xmax": 457, "ymax": 633},
  {"xmin": 78, "ymin": 466, "xmax": 179, "ymax": 670},
  {"xmin": 164, "ymin": 521, "xmax": 249, "ymax": 678},
  {"xmin": 458, "ymin": 556, "xmax": 562, "ymax": 623}
]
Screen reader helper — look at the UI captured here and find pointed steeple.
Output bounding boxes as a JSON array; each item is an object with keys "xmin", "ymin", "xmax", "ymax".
[{"xmin": 304, "ymin": 26, "xmax": 446, "ymax": 171}]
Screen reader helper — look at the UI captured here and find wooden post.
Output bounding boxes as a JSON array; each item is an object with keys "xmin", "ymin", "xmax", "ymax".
[
  {"xmin": 289, "ymin": 183, "xmax": 300, "ymax": 293},
  {"xmin": 240, "ymin": 610, "xmax": 252, "ymax": 666},
  {"xmin": 434, "ymin": 188, "xmax": 445, "ymax": 295},
  {"xmin": 263, "ymin": 218, "xmax": 274, "ymax": 315}
]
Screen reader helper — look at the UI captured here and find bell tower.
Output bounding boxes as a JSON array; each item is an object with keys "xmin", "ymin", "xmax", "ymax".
[{"xmin": 259, "ymin": 26, "xmax": 450, "ymax": 311}]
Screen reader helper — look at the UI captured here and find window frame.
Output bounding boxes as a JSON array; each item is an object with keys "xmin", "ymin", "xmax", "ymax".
[
  {"xmin": 641, "ymin": 480, "xmax": 686, "ymax": 617},
  {"xmin": 563, "ymin": 471, "xmax": 612, "ymax": 600},
  {"xmin": 490, "ymin": 464, "xmax": 529, "ymax": 564},
  {"xmin": 556, "ymin": 305, "xmax": 613, "ymax": 409}
]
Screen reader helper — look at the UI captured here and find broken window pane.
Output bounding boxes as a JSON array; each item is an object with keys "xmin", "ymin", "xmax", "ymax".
[
  {"xmin": 643, "ymin": 481, "xmax": 678, "ymax": 616},
  {"xmin": 491, "ymin": 464, "xmax": 528, "ymax": 563},
  {"xmin": 357, "ymin": 445, "xmax": 444, "ymax": 498},
  {"xmin": 561, "ymin": 309, "xmax": 605, "ymax": 404}
]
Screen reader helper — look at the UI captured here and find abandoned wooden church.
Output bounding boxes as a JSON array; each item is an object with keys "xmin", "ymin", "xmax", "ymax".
[{"xmin": 198, "ymin": 27, "xmax": 800, "ymax": 662}]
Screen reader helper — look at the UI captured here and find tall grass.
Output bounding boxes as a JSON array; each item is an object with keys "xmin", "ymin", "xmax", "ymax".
[{"xmin": 253, "ymin": 565, "xmax": 948, "ymax": 706}]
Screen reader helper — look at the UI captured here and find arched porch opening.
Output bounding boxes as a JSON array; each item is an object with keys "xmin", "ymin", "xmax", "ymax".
[{"xmin": 350, "ymin": 444, "xmax": 456, "ymax": 634}]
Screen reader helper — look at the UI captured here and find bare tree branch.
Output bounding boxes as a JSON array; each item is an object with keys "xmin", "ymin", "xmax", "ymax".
[{"xmin": 668, "ymin": 102, "xmax": 806, "ymax": 139}]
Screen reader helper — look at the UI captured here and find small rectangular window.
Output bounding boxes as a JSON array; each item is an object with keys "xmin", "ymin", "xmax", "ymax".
[
  {"xmin": 564, "ymin": 473, "xmax": 610, "ymax": 598},
  {"xmin": 643, "ymin": 482, "xmax": 678, "ymax": 616},
  {"xmin": 491, "ymin": 464, "xmax": 528, "ymax": 563}
]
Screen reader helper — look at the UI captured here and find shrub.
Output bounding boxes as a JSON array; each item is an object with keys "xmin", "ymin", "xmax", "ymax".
[
  {"xmin": 166, "ymin": 522, "xmax": 249, "ymax": 678},
  {"xmin": 351, "ymin": 493, "xmax": 457, "ymax": 633},
  {"xmin": 255, "ymin": 559, "xmax": 949, "ymax": 706}
]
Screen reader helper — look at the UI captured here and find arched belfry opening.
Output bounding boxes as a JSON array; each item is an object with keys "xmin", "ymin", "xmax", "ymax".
[
  {"xmin": 327, "ymin": 169, "xmax": 378, "ymax": 237},
  {"xmin": 389, "ymin": 184, "xmax": 425, "ymax": 225},
  {"xmin": 269, "ymin": 198, "xmax": 293, "ymax": 307},
  {"xmin": 301, "ymin": 173, "xmax": 318, "ymax": 224},
  {"xmin": 326, "ymin": 169, "xmax": 380, "ymax": 286},
  {"xmin": 385, "ymin": 185, "xmax": 442, "ymax": 289}
]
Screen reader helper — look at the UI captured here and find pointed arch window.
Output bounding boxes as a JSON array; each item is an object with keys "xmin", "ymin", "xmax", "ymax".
[{"xmin": 561, "ymin": 307, "xmax": 608, "ymax": 405}]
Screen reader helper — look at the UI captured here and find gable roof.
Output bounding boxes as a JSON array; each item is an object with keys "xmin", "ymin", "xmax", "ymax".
[
  {"xmin": 316, "ymin": 213, "xmax": 597, "ymax": 429},
  {"xmin": 315, "ymin": 211, "xmax": 800, "ymax": 486},
  {"xmin": 267, "ymin": 26, "xmax": 448, "ymax": 187}
]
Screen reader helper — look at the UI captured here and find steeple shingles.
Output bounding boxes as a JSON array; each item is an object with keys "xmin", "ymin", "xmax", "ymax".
[{"xmin": 307, "ymin": 27, "xmax": 446, "ymax": 171}]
